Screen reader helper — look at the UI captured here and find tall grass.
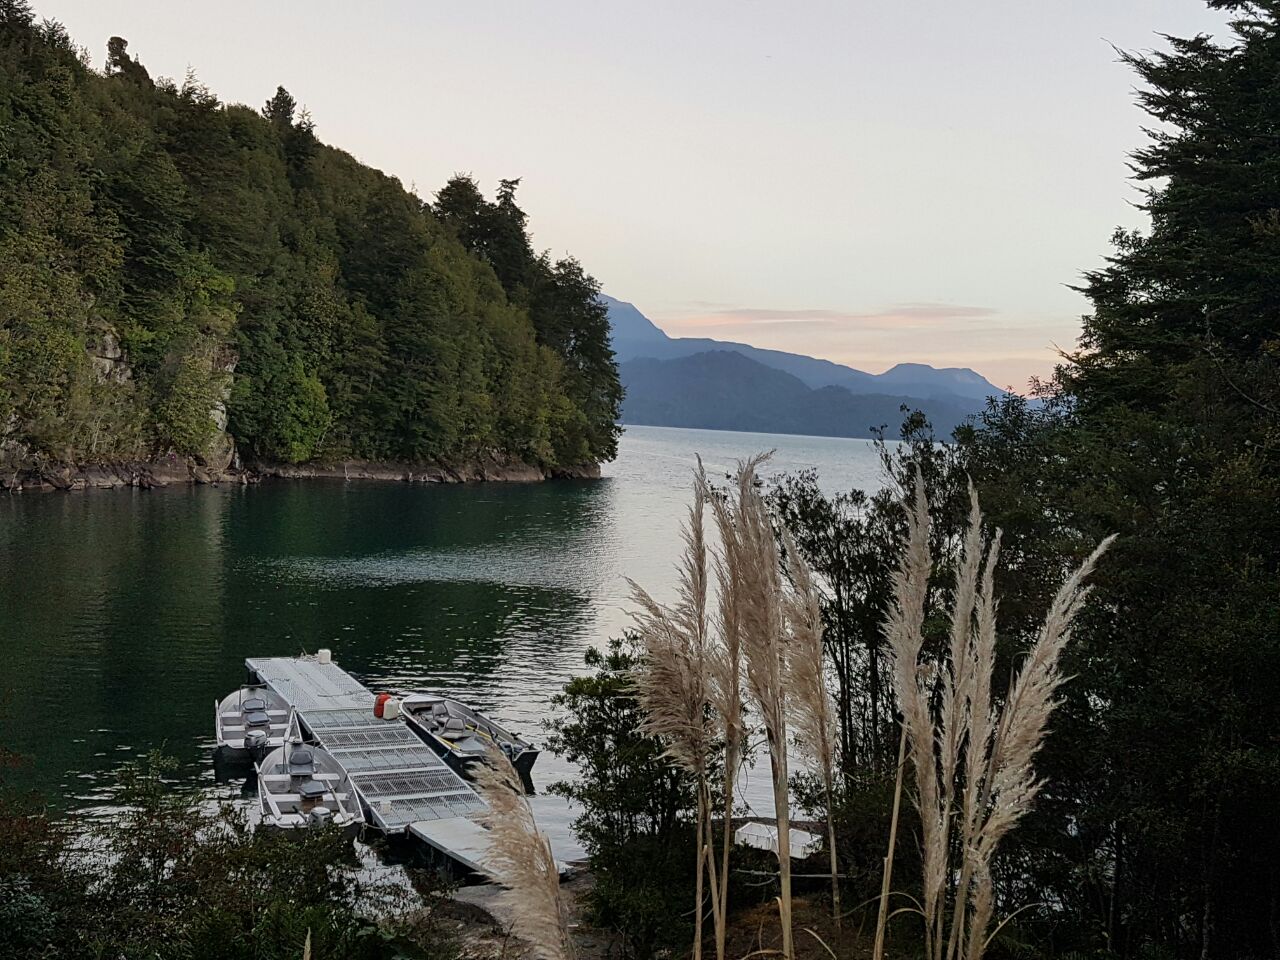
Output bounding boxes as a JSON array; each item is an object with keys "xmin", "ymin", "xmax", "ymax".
[
  {"xmin": 629, "ymin": 462, "xmax": 722, "ymax": 959},
  {"xmin": 633, "ymin": 454, "xmax": 814, "ymax": 960},
  {"xmin": 879, "ymin": 474, "xmax": 1113, "ymax": 960},
  {"xmin": 473, "ymin": 745, "xmax": 575, "ymax": 960},
  {"xmin": 712, "ymin": 455, "xmax": 794, "ymax": 960},
  {"xmin": 631, "ymin": 453, "xmax": 864, "ymax": 960},
  {"xmin": 782, "ymin": 527, "xmax": 841, "ymax": 926},
  {"xmin": 708, "ymin": 471, "xmax": 746, "ymax": 960}
]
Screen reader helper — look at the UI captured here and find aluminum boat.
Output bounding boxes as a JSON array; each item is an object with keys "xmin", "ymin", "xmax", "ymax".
[
  {"xmin": 400, "ymin": 693, "xmax": 539, "ymax": 789},
  {"xmin": 255, "ymin": 714, "xmax": 364, "ymax": 835},
  {"xmin": 214, "ymin": 684, "xmax": 290, "ymax": 760}
]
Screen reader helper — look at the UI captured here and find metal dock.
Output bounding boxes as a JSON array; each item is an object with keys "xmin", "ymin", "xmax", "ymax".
[{"xmin": 245, "ymin": 655, "xmax": 496, "ymax": 875}]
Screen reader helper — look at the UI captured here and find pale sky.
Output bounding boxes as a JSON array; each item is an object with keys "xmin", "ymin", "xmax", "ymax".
[{"xmin": 41, "ymin": 1, "xmax": 1232, "ymax": 391}]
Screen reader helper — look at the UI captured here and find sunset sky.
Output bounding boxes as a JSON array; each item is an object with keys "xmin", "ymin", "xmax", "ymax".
[{"xmin": 42, "ymin": 1, "xmax": 1233, "ymax": 391}]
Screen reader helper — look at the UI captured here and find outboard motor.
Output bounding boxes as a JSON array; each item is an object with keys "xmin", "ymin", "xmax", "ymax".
[
  {"xmin": 244, "ymin": 728, "xmax": 269, "ymax": 759},
  {"xmin": 308, "ymin": 805, "xmax": 333, "ymax": 828}
]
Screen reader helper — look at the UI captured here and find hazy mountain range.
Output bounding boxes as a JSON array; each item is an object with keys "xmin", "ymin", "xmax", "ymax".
[{"xmin": 604, "ymin": 295, "xmax": 1004, "ymax": 439}]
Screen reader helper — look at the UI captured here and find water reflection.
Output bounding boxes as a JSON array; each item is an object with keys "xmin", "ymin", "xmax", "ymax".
[{"xmin": 0, "ymin": 426, "xmax": 885, "ymax": 858}]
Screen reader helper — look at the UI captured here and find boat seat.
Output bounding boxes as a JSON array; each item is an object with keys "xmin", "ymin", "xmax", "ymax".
[
  {"xmin": 432, "ymin": 703, "xmax": 449, "ymax": 718},
  {"xmin": 299, "ymin": 780, "xmax": 327, "ymax": 801},
  {"xmin": 260, "ymin": 772, "xmax": 339, "ymax": 783},
  {"xmin": 242, "ymin": 697, "xmax": 267, "ymax": 712},
  {"xmin": 287, "ymin": 748, "xmax": 316, "ymax": 775},
  {"xmin": 244, "ymin": 710, "xmax": 272, "ymax": 727},
  {"xmin": 441, "ymin": 718, "xmax": 467, "ymax": 738}
]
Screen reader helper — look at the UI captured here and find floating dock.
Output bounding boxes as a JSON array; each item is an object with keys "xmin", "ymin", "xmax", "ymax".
[{"xmin": 245, "ymin": 654, "xmax": 498, "ymax": 876}]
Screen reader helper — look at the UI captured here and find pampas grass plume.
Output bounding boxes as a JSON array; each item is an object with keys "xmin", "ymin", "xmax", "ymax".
[{"xmin": 473, "ymin": 744, "xmax": 574, "ymax": 960}]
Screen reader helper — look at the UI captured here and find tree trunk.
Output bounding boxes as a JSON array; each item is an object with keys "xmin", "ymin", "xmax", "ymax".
[{"xmin": 824, "ymin": 767, "xmax": 841, "ymax": 929}]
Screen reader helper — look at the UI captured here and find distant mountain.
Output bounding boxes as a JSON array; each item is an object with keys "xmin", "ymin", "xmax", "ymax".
[
  {"xmin": 601, "ymin": 295, "xmax": 1004, "ymax": 402},
  {"xmin": 869, "ymin": 363, "xmax": 1001, "ymax": 402},
  {"xmin": 619, "ymin": 351, "xmax": 979, "ymax": 440},
  {"xmin": 602, "ymin": 295, "xmax": 1002, "ymax": 438},
  {"xmin": 605, "ymin": 295, "xmax": 670, "ymax": 344}
]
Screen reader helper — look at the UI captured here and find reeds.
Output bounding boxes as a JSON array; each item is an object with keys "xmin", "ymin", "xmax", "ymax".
[
  {"xmin": 712, "ymin": 454, "xmax": 794, "ymax": 960},
  {"xmin": 631, "ymin": 453, "xmax": 853, "ymax": 960},
  {"xmin": 708, "ymin": 492, "xmax": 745, "ymax": 960},
  {"xmin": 782, "ymin": 527, "xmax": 841, "ymax": 927},
  {"xmin": 629, "ymin": 461, "xmax": 720, "ymax": 959},
  {"xmin": 877, "ymin": 473, "xmax": 1113, "ymax": 960},
  {"xmin": 633, "ymin": 454, "xmax": 812, "ymax": 960},
  {"xmin": 473, "ymin": 744, "xmax": 575, "ymax": 960}
]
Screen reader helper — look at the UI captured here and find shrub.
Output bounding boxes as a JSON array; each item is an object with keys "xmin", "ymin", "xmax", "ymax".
[
  {"xmin": 547, "ymin": 637, "xmax": 702, "ymax": 959},
  {"xmin": 0, "ymin": 751, "xmax": 460, "ymax": 960}
]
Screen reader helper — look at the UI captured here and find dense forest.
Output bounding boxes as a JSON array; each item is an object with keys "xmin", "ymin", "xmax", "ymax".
[{"xmin": 0, "ymin": 2, "xmax": 621, "ymax": 475}]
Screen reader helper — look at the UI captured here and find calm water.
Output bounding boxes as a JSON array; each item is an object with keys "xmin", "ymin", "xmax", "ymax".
[{"xmin": 0, "ymin": 425, "xmax": 886, "ymax": 859}]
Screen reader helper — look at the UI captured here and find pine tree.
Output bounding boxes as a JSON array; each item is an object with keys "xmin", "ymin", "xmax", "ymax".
[{"xmin": 958, "ymin": 6, "xmax": 1280, "ymax": 955}]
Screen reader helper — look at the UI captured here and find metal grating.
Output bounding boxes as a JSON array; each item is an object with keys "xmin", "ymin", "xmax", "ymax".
[
  {"xmin": 301, "ymin": 708, "xmax": 384, "ymax": 731},
  {"xmin": 246, "ymin": 655, "xmax": 488, "ymax": 837},
  {"xmin": 336, "ymin": 746, "xmax": 446, "ymax": 774},
  {"xmin": 380, "ymin": 793, "xmax": 485, "ymax": 826},
  {"xmin": 246, "ymin": 657, "xmax": 372, "ymax": 712},
  {"xmin": 353, "ymin": 771, "xmax": 464, "ymax": 799},
  {"xmin": 322, "ymin": 727, "xmax": 423, "ymax": 749}
]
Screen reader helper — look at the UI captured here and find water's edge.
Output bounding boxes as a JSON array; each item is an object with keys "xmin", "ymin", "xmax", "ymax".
[{"xmin": 0, "ymin": 455, "xmax": 601, "ymax": 492}]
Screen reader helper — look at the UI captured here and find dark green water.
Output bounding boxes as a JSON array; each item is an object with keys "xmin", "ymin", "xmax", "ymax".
[{"xmin": 0, "ymin": 425, "xmax": 882, "ymax": 856}]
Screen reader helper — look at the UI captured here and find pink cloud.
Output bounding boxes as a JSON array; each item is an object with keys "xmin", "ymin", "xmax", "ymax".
[
  {"xmin": 672, "ymin": 303, "xmax": 998, "ymax": 331},
  {"xmin": 643, "ymin": 300, "xmax": 1077, "ymax": 395}
]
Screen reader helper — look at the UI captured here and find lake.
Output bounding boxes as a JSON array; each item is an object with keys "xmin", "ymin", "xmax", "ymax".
[{"xmin": 0, "ymin": 425, "xmax": 889, "ymax": 859}]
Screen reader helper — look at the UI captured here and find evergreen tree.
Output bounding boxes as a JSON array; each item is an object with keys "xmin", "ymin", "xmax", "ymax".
[
  {"xmin": 954, "ymin": 5, "xmax": 1280, "ymax": 955},
  {"xmin": 0, "ymin": 20, "xmax": 620, "ymax": 471}
]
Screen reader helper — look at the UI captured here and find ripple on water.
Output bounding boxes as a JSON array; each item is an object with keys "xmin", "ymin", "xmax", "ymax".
[{"xmin": 2, "ymin": 427, "xmax": 889, "ymax": 857}]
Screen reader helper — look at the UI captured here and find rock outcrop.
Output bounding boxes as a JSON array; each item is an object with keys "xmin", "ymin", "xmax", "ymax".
[
  {"xmin": 252, "ymin": 453, "xmax": 600, "ymax": 484},
  {"xmin": 0, "ymin": 456, "xmax": 247, "ymax": 493}
]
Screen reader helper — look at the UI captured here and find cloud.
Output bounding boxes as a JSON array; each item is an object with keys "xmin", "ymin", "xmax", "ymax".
[
  {"xmin": 671, "ymin": 302, "xmax": 999, "ymax": 331},
  {"xmin": 642, "ymin": 300, "xmax": 1081, "ymax": 395}
]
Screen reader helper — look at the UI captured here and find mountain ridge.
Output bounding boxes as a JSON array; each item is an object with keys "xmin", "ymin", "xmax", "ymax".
[
  {"xmin": 602, "ymin": 294, "xmax": 1004, "ymax": 402},
  {"xmin": 618, "ymin": 350, "xmax": 979, "ymax": 440}
]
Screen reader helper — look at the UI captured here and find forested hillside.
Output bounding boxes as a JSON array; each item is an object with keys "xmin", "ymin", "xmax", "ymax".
[{"xmin": 0, "ymin": 4, "xmax": 621, "ymax": 477}]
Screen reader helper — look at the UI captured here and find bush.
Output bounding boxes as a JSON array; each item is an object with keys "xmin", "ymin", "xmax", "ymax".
[
  {"xmin": 547, "ymin": 636, "xmax": 702, "ymax": 959},
  {"xmin": 0, "ymin": 751, "xmax": 459, "ymax": 960}
]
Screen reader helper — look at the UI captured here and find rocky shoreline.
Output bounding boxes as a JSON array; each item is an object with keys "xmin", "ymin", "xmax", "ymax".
[{"xmin": 0, "ymin": 454, "xmax": 600, "ymax": 493}]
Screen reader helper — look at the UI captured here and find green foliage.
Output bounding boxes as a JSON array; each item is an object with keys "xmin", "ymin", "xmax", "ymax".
[
  {"xmin": 0, "ymin": 15, "xmax": 620, "ymax": 469},
  {"xmin": 547, "ymin": 636, "xmax": 701, "ymax": 959},
  {"xmin": 943, "ymin": 10, "xmax": 1280, "ymax": 957},
  {"xmin": 770, "ymin": 411, "xmax": 969, "ymax": 779},
  {"xmin": 770, "ymin": 10, "xmax": 1280, "ymax": 957},
  {"xmin": 0, "ymin": 750, "xmax": 459, "ymax": 960},
  {"xmin": 151, "ymin": 348, "xmax": 224, "ymax": 455}
]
